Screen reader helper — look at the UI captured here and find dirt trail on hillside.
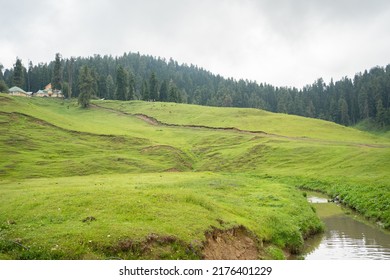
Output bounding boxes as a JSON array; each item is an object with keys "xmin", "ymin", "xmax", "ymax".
[
  {"xmin": 91, "ymin": 104, "xmax": 390, "ymax": 148},
  {"xmin": 135, "ymin": 113, "xmax": 159, "ymax": 125},
  {"xmin": 91, "ymin": 104, "xmax": 269, "ymax": 134}
]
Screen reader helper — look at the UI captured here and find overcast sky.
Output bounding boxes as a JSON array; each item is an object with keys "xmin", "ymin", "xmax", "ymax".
[{"xmin": 1, "ymin": 0, "xmax": 390, "ymax": 88}]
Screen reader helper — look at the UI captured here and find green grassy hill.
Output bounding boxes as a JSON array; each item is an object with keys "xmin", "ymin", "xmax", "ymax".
[
  {"xmin": 97, "ymin": 100, "xmax": 389, "ymax": 143},
  {"xmin": 0, "ymin": 94, "xmax": 389, "ymax": 259}
]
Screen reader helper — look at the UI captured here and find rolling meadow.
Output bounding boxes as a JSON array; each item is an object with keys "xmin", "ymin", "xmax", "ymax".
[{"xmin": 1, "ymin": 94, "xmax": 389, "ymax": 259}]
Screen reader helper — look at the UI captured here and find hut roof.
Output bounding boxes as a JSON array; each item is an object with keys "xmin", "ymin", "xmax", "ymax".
[{"xmin": 9, "ymin": 86, "xmax": 26, "ymax": 93}]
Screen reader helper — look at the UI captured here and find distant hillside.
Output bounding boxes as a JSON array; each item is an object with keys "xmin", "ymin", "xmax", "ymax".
[
  {"xmin": 1, "ymin": 94, "xmax": 388, "ymax": 183},
  {"xmin": 1, "ymin": 53, "xmax": 390, "ymax": 128}
]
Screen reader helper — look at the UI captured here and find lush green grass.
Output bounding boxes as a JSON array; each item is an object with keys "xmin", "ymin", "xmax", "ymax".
[
  {"xmin": 2, "ymin": 96, "xmax": 388, "ymax": 188},
  {"xmin": 0, "ymin": 111, "xmax": 199, "ymax": 179},
  {"xmin": 93, "ymin": 99, "xmax": 390, "ymax": 228},
  {"xmin": 96, "ymin": 100, "xmax": 389, "ymax": 144},
  {"xmin": 0, "ymin": 94, "xmax": 389, "ymax": 259},
  {"xmin": 0, "ymin": 173, "xmax": 322, "ymax": 259}
]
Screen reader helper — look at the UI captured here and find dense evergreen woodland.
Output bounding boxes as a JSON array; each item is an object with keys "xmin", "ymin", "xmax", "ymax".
[{"xmin": 1, "ymin": 52, "xmax": 389, "ymax": 128}]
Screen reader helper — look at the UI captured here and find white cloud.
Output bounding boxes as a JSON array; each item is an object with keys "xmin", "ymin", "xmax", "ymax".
[{"xmin": 1, "ymin": 0, "xmax": 389, "ymax": 88}]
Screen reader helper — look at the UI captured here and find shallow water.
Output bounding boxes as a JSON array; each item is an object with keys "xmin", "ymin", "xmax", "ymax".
[{"xmin": 303, "ymin": 192, "xmax": 390, "ymax": 260}]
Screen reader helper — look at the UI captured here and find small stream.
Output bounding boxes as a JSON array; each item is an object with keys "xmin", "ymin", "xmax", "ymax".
[{"xmin": 303, "ymin": 192, "xmax": 390, "ymax": 260}]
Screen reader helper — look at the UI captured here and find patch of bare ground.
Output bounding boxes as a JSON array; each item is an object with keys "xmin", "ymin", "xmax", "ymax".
[
  {"xmin": 103, "ymin": 227, "xmax": 261, "ymax": 260},
  {"xmin": 134, "ymin": 114, "xmax": 159, "ymax": 125},
  {"xmin": 202, "ymin": 226, "xmax": 259, "ymax": 260}
]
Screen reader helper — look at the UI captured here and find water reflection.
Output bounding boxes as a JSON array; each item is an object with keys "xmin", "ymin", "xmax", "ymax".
[
  {"xmin": 304, "ymin": 195, "xmax": 390, "ymax": 260},
  {"xmin": 307, "ymin": 196, "xmax": 328, "ymax": 203}
]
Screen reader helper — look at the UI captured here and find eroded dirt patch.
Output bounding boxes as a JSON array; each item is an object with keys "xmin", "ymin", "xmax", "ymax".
[
  {"xmin": 134, "ymin": 114, "xmax": 160, "ymax": 125},
  {"xmin": 203, "ymin": 226, "xmax": 259, "ymax": 260}
]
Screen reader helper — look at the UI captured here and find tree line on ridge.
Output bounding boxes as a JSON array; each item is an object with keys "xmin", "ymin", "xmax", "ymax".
[{"xmin": 1, "ymin": 52, "xmax": 389, "ymax": 128}]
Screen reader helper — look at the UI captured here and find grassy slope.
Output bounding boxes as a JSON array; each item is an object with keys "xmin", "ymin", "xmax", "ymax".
[
  {"xmin": 0, "ymin": 173, "xmax": 320, "ymax": 259},
  {"xmin": 0, "ymin": 94, "xmax": 389, "ymax": 259},
  {"xmin": 96, "ymin": 100, "xmax": 390, "ymax": 227},
  {"xmin": 97, "ymin": 100, "xmax": 389, "ymax": 144},
  {"xmin": 95, "ymin": 100, "xmax": 390, "ymax": 183}
]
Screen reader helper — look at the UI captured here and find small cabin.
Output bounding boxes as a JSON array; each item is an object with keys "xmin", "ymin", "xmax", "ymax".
[
  {"xmin": 35, "ymin": 90, "xmax": 48, "ymax": 97},
  {"xmin": 8, "ymin": 86, "xmax": 27, "ymax": 96},
  {"xmin": 35, "ymin": 84, "xmax": 63, "ymax": 98},
  {"xmin": 52, "ymin": 90, "xmax": 64, "ymax": 98}
]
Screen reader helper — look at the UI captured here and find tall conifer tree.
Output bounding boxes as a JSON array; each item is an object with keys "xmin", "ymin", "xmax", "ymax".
[
  {"xmin": 78, "ymin": 66, "xmax": 94, "ymax": 108},
  {"xmin": 13, "ymin": 58, "xmax": 25, "ymax": 89},
  {"xmin": 141, "ymin": 80, "xmax": 149, "ymax": 101},
  {"xmin": 52, "ymin": 53, "xmax": 62, "ymax": 90},
  {"xmin": 116, "ymin": 66, "xmax": 128, "ymax": 100},
  {"xmin": 149, "ymin": 72, "xmax": 158, "ymax": 101},
  {"xmin": 159, "ymin": 80, "xmax": 168, "ymax": 101}
]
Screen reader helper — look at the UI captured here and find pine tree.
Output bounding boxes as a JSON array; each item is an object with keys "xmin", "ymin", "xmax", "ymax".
[
  {"xmin": 128, "ymin": 71, "xmax": 135, "ymax": 100},
  {"xmin": 222, "ymin": 93, "xmax": 233, "ymax": 107},
  {"xmin": 339, "ymin": 97, "xmax": 350, "ymax": 125},
  {"xmin": 159, "ymin": 80, "xmax": 168, "ymax": 101},
  {"xmin": 141, "ymin": 80, "xmax": 149, "ymax": 101},
  {"xmin": 13, "ymin": 58, "xmax": 25, "ymax": 89},
  {"xmin": 78, "ymin": 66, "xmax": 94, "ymax": 108},
  {"xmin": 376, "ymin": 99, "xmax": 386, "ymax": 127},
  {"xmin": 168, "ymin": 81, "xmax": 179, "ymax": 102},
  {"xmin": 116, "ymin": 66, "xmax": 128, "ymax": 100},
  {"xmin": 27, "ymin": 61, "xmax": 33, "ymax": 92},
  {"xmin": 62, "ymin": 82, "xmax": 69, "ymax": 98},
  {"xmin": 306, "ymin": 100, "xmax": 316, "ymax": 118},
  {"xmin": 0, "ymin": 63, "xmax": 4, "ymax": 80},
  {"xmin": 358, "ymin": 87, "xmax": 370, "ymax": 119},
  {"xmin": 276, "ymin": 93, "xmax": 288, "ymax": 113},
  {"xmin": 149, "ymin": 72, "xmax": 158, "ymax": 101},
  {"xmin": 52, "ymin": 53, "xmax": 62, "ymax": 90},
  {"xmin": 0, "ymin": 80, "xmax": 8, "ymax": 92},
  {"xmin": 97, "ymin": 75, "xmax": 106, "ymax": 99},
  {"xmin": 105, "ymin": 75, "xmax": 115, "ymax": 99},
  {"xmin": 0, "ymin": 64, "xmax": 8, "ymax": 92},
  {"xmin": 67, "ymin": 57, "xmax": 74, "ymax": 99}
]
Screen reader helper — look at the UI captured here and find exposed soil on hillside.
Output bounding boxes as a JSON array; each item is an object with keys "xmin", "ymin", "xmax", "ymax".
[
  {"xmin": 135, "ymin": 113, "xmax": 159, "ymax": 125},
  {"xmin": 202, "ymin": 226, "xmax": 259, "ymax": 260},
  {"xmin": 135, "ymin": 113, "xmax": 269, "ymax": 135},
  {"xmin": 104, "ymin": 227, "xmax": 260, "ymax": 260}
]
